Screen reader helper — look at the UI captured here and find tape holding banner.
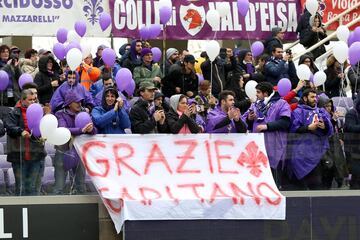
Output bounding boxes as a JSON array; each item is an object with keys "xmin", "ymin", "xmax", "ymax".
[
  {"xmin": 0, "ymin": 0, "xmax": 111, "ymax": 36},
  {"xmin": 110, "ymin": 0, "xmax": 301, "ymax": 40},
  {"xmin": 74, "ymin": 133, "xmax": 286, "ymax": 233}
]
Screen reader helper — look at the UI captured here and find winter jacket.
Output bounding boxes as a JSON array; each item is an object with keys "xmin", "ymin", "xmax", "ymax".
[
  {"xmin": 76, "ymin": 63, "xmax": 101, "ymax": 90},
  {"xmin": 165, "ymin": 109, "xmax": 200, "ymax": 134},
  {"xmin": 201, "ymin": 58, "xmax": 228, "ymax": 98},
  {"xmin": 0, "ymin": 60, "xmax": 21, "ymax": 106},
  {"xmin": 264, "ymin": 57, "xmax": 298, "ymax": 86},
  {"xmin": 348, "ymin": 63, "xmax": 360, "ymax": 96},
  {"xmin": 34, "ymin": 56, "xmax": 61, "ymax": 105},
  {"xmin": 325, "ymin": 68, "xmax": 344, "ymax": 98},
  {"xmin": 121, "ymin": 40, "xmax": 142, "ymax": 73},
  {"xmin": 19, "ymin": 58, "xmax": 38, "ymax": 79},
  {"xmin": 133, "ymin": 63, "xmax": 163, "ymax": 88},
  {"xmin": 129, "ymin": 98, "xmax": 167, "ymax": 134},
  {"xmin": 92, "ymin": 107, "xmax": 131, "ymax": 134},
  {"xmin": 4, "ymin": 105, "xmax": 46, "ymax": 163}
]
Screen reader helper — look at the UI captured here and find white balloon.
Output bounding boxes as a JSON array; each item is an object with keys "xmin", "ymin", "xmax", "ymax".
[
  {"xmin": 47, "ymin": 127, "xmax": 71, "ymax": 146},
  {"xmin": 336, "ymin": 25, "xmax": 350, "ymax": 42},
  {"xmin": 205, "ymin": 40, "xmax": 220, "ymax": 62},
  {"xmin": 297, "ymin": 64, "xmax": 312, "ymax": 80},
  {"xmin": 67, "ymin": 30, "xmax": 81, "ymax": 43},
  {"xmin": 40, "ymin": 114, "xmax": 58, "ymax": 138},
  {"xmin": 206, "ymin": 9, "xmax": 220, "ymax": 31},
  {"xmin": 217, "ymin": 2, "xmax": 231, "ymax": 18},
  {"xmin": 159, "ymin": 0, "xmax": 172, "ymax": 9},
  {"xmin": 245, "ymin": 80, "xmax": 258, "ymax": 102},
  {"xmin": 80, "ymin": 41, "xmax": 92, "ymax": 59},
  {"xmin": 313, "ymin": 71, "xmax": 327, "ymax": 87},
  {"xmin": 66, "ymin": 48, "xmax": 83, "ymax": 70},
  {"xmin": 305, "ymin": 0, "xmax": 319, "ymax": 15},
  {"xmin": 333, "ymin": 41, "xmax": 349, "ymax": 64}
]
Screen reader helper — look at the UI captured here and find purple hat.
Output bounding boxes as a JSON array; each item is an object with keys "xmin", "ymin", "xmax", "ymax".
[
  {"xmin": 141, "ymin": 48, "xmax": 152, "ymax": 58},
  {"xmin": 63, "ymin": 91, "xmax": 84, "ymax": 107}
]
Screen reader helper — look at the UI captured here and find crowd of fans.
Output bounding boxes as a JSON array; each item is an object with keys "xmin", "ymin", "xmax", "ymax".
[{"xmin": 0, "ymin": 9, "xmax": 360, "ymax": 196}]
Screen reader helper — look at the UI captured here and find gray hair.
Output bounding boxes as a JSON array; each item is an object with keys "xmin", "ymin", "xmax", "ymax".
[{"xmin": 20, "ymin": 89, "xmax": 34, "ymax": 100}]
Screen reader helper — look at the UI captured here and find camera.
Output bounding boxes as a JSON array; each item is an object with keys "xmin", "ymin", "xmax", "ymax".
[
  {"xmin": 10, "ymin": 53, "xmax": 18, "ymax": 64},
  {"xmin": 286, "ymin": 49, "xmax": 292, "ymax": 55}
]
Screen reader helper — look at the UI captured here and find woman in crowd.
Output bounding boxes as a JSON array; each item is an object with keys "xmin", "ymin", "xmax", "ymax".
[
  {"xmin": 166, "ymin": 94, "xmax": 202, "ymax": 134},
  {"xmin": 92, "ymin": 87, "xmax": 131, "ymax": 134},
  {"xmin": 325, "ymin": 55, "xmax": 348, "ymax": 98}
]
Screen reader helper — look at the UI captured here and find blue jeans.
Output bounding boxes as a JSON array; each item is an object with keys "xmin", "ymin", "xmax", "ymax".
[
  {"xmin": 12, "ymin": 161, "xmax": 42, "ymax": 196},
  {"xmin": 53, "ymin": 150, "xmax": 86, "ymax": 195}
]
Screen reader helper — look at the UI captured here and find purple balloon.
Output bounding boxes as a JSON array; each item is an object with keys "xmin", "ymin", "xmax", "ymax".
[
  {"xmin": 53, "ymin": 43, "xmax": 66, "ymax": 60},
  {"xmin": 124, "ymin": 79, "xmax": 136, "ymax": 96},
  {"xmin": 102, "ymin": 48, "xmax": 116, "ymax": 66},
  {"xmin": 251, "ymin": 41, "xmax": 264, "ymax": 57},
  {"xmin": 277, "ymin": 78, "xmax": 291, "ymax": 97},
  {"xmin": 237, "ymin": 0, "xmax": 249, "ymax": 17},
  {"xmin": 56, "ymin": 28, "xmax": 68, "ymax": 44},
  {"xmin": 75, "ymin": 112, "xmax": 92, "ymax": 129},
  {"xmin": 355, "ymin": 27, "xmax": 360, "ymax": 42},
  {"xmin": 349, "ymin": 42, "xmax": 360, "ymax": 65},
  {"xmin": 160, "ymin": 6, "xmax": 172, "ymax": 25},
  {"xmin": 116, "ymin": 68, "xmax": 133, "ymax": 91},
  {"xmin": 0, "ymin": 70, "xmax": 9, "ymax": 91},
  {"xmin": 149, "ymin": 24, "xmax": 162, "ymax": 39},
  {"xmin": 348, "ymin": 32, "xmax": 356, "ymax": 47},
  {"xmin": 309, "ymin": 73, "xmax": 314, "ymax": 83},
  {"xmin": 19, "ymin": 73, "xmax": 33, "ymax": 89},
  {"xmin": 26, "ymin": 103, "xmax": 43, "ymax": 137},
  {"xmin": 99, "ymin": 12, "xmax": 111, "ymax": 31},
  {"xmin": 75, "ymin": 20, "xmax": 87, "ymax": 37},
  {"xmin": 139, "ymin": 26, "xmax": 151, "ymax": 40},
  {"xmin": 197, "ymin": 73, "xmax": 204, "ymax": 83},
  {"xmin": 151, "ymin": 47, "xmax": 162, "ymax": 62},
  {"xmin": 65, "ymin": 41, "xmax": 81, "ymax": 54}
]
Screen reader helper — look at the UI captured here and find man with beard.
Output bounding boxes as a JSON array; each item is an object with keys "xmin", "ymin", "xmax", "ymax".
[{"xmin": 289, "ymin": 89, "xmax": 333, "ymax": 190}]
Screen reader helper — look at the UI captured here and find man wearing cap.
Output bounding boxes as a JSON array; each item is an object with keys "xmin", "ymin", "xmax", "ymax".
[
  {"xmin": 133, "ymin": 48, "xmax": 163, "ymax": 90},
  {"xmin": 161, "ymin": 48, "xmax": 179, "ymax": 76},
  {"xmin": 121, "ymin": 40, "xmax": 143, "ymax": 73},
  {"xmin": 93, "ymin": 44, "xmax": 107, "ymax": 68},
  {"xmin": 162, "ymin": 54, "xmax": 198, "ymax": 98},
  {"xmin": 264, "ymin": 27, "xmax": 285, "ymax": 55},
  {"xmin": 130, "ymin": 82, "xmax": 167, "ymax": 134}
]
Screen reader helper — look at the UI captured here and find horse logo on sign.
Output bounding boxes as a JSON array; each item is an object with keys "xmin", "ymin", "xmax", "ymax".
[{"xmin": 180, "ymin": 4, "xmax": 205, "ymax": 36}]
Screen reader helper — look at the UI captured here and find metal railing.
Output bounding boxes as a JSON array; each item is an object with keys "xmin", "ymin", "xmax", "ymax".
[
  {"xmin": 284, "ymin": 1, "xmax": 360, "ymax": 51},
  {"xmin": 293, "ymin": 16, "xmax": 360, "ymax": 61}
]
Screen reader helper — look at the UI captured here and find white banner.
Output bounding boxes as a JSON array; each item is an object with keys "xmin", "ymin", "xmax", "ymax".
[
  {"xmin": 74, "ymin": 134, "xmax": 286, "ymax": 233},
  {"xmin": 0, "ymin": 0, "xmax": 110, "ymax": 36}
]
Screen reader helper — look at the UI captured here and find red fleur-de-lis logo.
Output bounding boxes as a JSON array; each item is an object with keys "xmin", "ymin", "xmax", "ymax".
[{"xmin": 237, "ymin": 141, "xmax": 268, "ymax": 177}]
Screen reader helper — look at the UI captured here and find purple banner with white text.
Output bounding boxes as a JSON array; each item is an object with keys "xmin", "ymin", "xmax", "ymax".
[{"xmin": 110, "ymin": 0, "xmax": 302, "ymax": 40}]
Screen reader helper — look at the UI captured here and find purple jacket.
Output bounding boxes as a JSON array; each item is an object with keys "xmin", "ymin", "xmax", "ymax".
[
  {"xmin": 289, "ymin": 103, "xmax": 333, "ymax": 179},
  {"xmin": 243, "ymin": 96, "xmax": 291, "ymax": 169},
  {"xmin": 206, "ymin": 106, "xmax": 247, "ymax": 133},
  {"xmin": 50, "ymin": 75, "xmax": 94, "ymax": 113}
]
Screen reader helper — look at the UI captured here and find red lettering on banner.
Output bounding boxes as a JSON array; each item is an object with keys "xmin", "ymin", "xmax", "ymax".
[
  {"xmin": 174, "ymin": 140, "xmax": 200, "ymax": 174},
  {"xmin": 177, "ymin": 183, "xmax": 205, "ymax": 202},
  {"xmin": 139, "ymin": 187, "xmax": 162, "ymax": 205},
  {"xmin": 214, "ymin": 140, "xmax": 238, "ymax": 174},
  {"xmin": 209, "ymin": 183, "xmax": 231, "ymax": 203},
  {"xmin": 229, "ymin": 182, "xmax": 262, "ymax": 205},
  {"xmin": 237, "ymin": 141, "xmax": 268, "ymax": 177},
  {"xmin": 113, "ymin": 143, "xmax": 140, "ymax": 176},
  {"xmin": 205, "ymin": 140, "xmax": 214, "ymax": 173},
  {"xmin": 99, "ymin": 187, "xmax": 122, "ymax": 213},
  {"xmin": 144, "ymin": 143, "xmax": 173, "ymax": 175},
  {"xmin": 120, "ymin": 187, "xmax": 135, "ymax": 201},
  {"xmin": 82, "ymin": 141, "xmax": 110, "ymax": 177},
  {"xmin": 256, "ymin": 182, "xmax": 282, "ymax": 206},
  {"xmin": 165, "ymin": 186, "xmax": 179, "ymax": 204}
]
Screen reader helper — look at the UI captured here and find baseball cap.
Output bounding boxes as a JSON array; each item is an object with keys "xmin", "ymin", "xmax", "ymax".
[
  {"xmin": 183, "ymin": 54, "xmax": 198, "ymax": 63},
  {"xmin": 139, "ymin": 82, "xmax": 157, "ymax": 90}
]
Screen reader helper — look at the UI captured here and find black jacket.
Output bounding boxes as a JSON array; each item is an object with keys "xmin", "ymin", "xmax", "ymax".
[
  {"xmin": 34, "ymin": 56, "xmax": 60, "ymax": 105},
  {"xmin": 0, "ymin": 61, "xmax": 21, "ymax": 106},
  {"xmin": 129, "ymin": 98, "xmax": 167, "ymax": 134},
  {"xmin": 325, "ymin": 68, "xmax": 343, "ymax": 98},
  {"xmin": 348, "ymin": 63, "xmax": 360, "ymax": 97},
  {"xmin": 166, "ymin": 109, "xmax": 200, "ymax": 134},
  {"xmin": 162, "ymin": 64, "xmax": 198, "ymax": 98},
  {"xmin": 4, "ymin": 105, "xmax": 46, "ymax": 163}
]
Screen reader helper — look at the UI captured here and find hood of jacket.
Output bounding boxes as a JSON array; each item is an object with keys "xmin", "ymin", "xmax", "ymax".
[{"xmin": 38, "ymin": 55, "xmax": 59, "ymax": 73}]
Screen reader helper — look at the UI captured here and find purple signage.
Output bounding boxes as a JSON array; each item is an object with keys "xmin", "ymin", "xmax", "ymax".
[{"xmin": 110, "ymin": 0, "xmax": 302, "ymax": 40}]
